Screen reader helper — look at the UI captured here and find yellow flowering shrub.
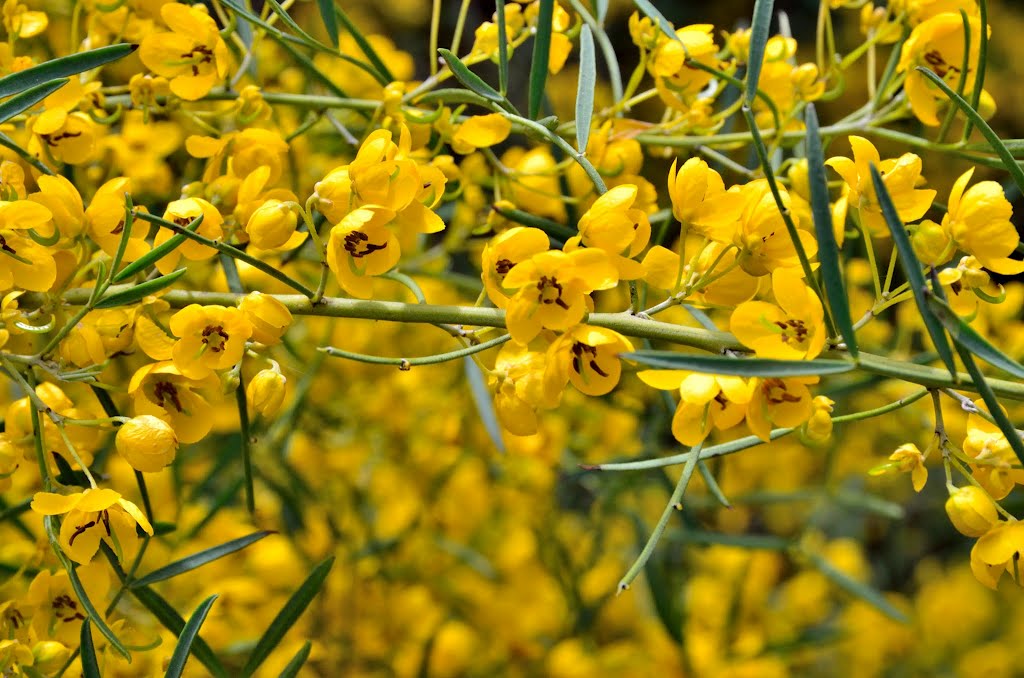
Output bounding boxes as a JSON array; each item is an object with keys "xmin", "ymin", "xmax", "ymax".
[{"xmin": 0, "ymin": 0, "xmax": 1024, "ymax": 676}]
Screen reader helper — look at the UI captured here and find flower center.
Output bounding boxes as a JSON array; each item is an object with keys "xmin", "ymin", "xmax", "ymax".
[
  {"xmin": 773, "ymin": 318, "xmax": 809, "ymax": 345},
  {"xmin": 571, "ymin": 342, "xmax": 609, "ymax": 377},
  {"xmin": 154, "ymin": 380, "xmax": 184, "ymax": 412},
  {"xmin": 495, "ymin": 258, "xmax": 515, "ymax": 276},
  {"xmin": 202, "ymin": 324, "xmax": 229, "ymax": 352},
  {"xmin": 923, "ymin": 49, "xmax": 961, "ymax": 81},
  {"xmin": 52, "ymin": 594, "xmax": 85, "ymax": 623},
  {"xmin": 761, "ymin": 378, "xmax": 801, "ymax": 405},
  {"xmin": 536, "ymin": 275, "xmax": 569, "ymax": 309},
  {"xmin": 343, "ymin": 230, "xmax": 388, "ymax": 258}
]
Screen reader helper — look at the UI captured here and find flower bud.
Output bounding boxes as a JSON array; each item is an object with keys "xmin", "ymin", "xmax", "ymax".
[
  {"xmin": 247, "ymin": 368, "xmax": 287, "ymax": 419},
  {"xmin": 910, "ymin": 219, "xmax": 954, "ymax": 266},
  {"xmin": 33, "ymin": 641, "xmax": 71, "ymax": 673},
  {"xmin": 0, "ymin": 433, "xmax": 19, "ymax": 492},
  {"xmin": 946, "ymin": 485, "xmax": 999, "ymax": 537},
  {"xmin": 246, "ymin": 199, "xmax": 297, "ymax": 250},
  {"xmin": 238, "ymin": 291, "xmax": 293, "ymax": 345},
  {"xmin": 116, "ymin": 415, "xmax": 178, "ymax": 473}
]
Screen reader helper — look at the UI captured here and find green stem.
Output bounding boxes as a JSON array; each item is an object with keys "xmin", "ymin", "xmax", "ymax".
[{"xmin": 321, "ymin": 333, "xmax": 511, "ymax": 367}]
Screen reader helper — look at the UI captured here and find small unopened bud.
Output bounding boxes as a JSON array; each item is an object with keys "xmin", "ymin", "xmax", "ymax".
[
  {"xmin": 246, "ymin": 199, "xmax": 298, "ymax": 250},
  {"xmin": 238, "ymin": 291, "xmax": 293, "ymax": 345},
  {"xmin": 946, "ymin": 485, "xmax": 999, "ymax": 537},
  {"xmin": 33, "ymin": 641, "xmax": 71, "ymax": 673},
  {"xmin": 247, "ymin": 368, "xmax": 287, "ymax": 419},
  {"xmin": 116, "ymin": 415, "xmax": 179, "ymax": 473},
  {"xmin": 910, "ymin": 219, "xmax": 954, "ymax": 266}
]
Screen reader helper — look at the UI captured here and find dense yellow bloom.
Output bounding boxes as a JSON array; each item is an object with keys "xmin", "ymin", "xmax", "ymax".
[
  {"xmin": 898, "ymin": 12, "xmax": 985, "ymax": 126},
  {"xmin": 139, "ymin": 3, "xmax": 229, "ymax": 100},
  {"xmin": 115, "ymin": 415, "xmax": 178, "ymax": 473},
  {"xmin": 169, "ymin": 304, "xmax": 253, "ymax": 380},
  {"xmin": 31, "ymin": 488, "xmax": 153, "ymax": 564},
  {"xmin": 502, "ymin": 249, "xmax": 618, "ymax": 344},
  {"xmin": 825, "ymin": 136, "xmax": 935, "ymax": 236},
  {"xmin": 481, "ymin": 226, "xmax": 550, "ymax": 309},
  {"xmin": 730, "ymin": 268, "xmax": 826, "ymax": 360}
]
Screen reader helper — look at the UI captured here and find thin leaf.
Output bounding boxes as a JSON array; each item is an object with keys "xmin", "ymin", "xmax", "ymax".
[
  {"xmin": 464, "ymin": 356, "xmax": 505, "ymax": 453},
  {"xmin": 805, "ymin": 104, "xmax": 858, "ymax": 358},
  {"xmin": 278, "ymin": 641, "xmax": 313, "ymax": 678},
  {"xmin": 335, "ymin": 5, "xmax": 394, "ymax": 83},
  {"xmin": 94, "ymin": 268, "xmax": 187, "ymax": 309},
  {"xmin": 133, "ymin": 531, "xmax": 274, "ymax": 588},
  {"xmin": 0, "ymin": 78, "xmax": 67, "ymax": 124},
  {"xmin": 0, "ymin": 128, "xmax": 54, "ymax": 174},
  {"xmin": 263, "ymin": 0, "xmax": 327, "ymax": 51},
  {"xmin": 130, "ymin": 586, "xmax": 227, "ymax": 678},
  {"xmin": 496, "ymin": 0, "xmax": 510, "ymax": 96},
  {"xmin": 964, "ymin": 0, "xmax": 988, "ymax": 141},
  {"xmin": 114, "ymin": 213, "xmax": 203, "ymax": 281},
  {"xmin": 805, "ymin": 551, "xmax": 907, "ymax": 622},
  {"xmin": 317, "ymin": 0, "xmax": 338, "ymax": 47},
  {"xmin": 745, "ymin": 0, "xmax": 776, "ymax": 105},
  {"xmin": 575, "ymin": 25, "xmax": 596, "ymax": 153},
  {"xmin": 0, "ymin": 44, "xmax": 137, "ymax": 99},
  {"xmin": 624, "ymin": 351, "xmax": 854, "ymax": 377},
  {"xmin": 915, "ymin": 66, "xmax": 1024, "ymax": 199},
  {"xmin": 670, "ymin": 530, "xmax": 791, "ymax": 550},
  {"xmin": 953, "ymin": 339, "xmax": 1024, "ymax": 466},
  {"xmin": 928, "ymin": 297, "xmax": 1024, "ymax": 379},
  {"xmin": 80, "ymin": 620, "xmax": 101, "ymax": 678},
  {"xmin": 596, "ymin": 0, "xmax": 609, "ymax": 23},
  {"xmin": 241, "ymin": 556, "xmax": 336, "ymax": 677},
  {"xmin": 528, "ymin": 0, "xmax": 554, "ymax": 119},
  {"xmin": 437, "ymin": 49, "xmax": 506, "ymax": 105},
  {"xmin": 165, "ymin": 595, "xmax": 219, "ymax": 678},
  {"xmin": 869, "ymin": 163, "xmax": 957, "ymax": 377}
]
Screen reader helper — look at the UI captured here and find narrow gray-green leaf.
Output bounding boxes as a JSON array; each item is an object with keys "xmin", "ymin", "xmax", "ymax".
[
  {"xmin": 317, "ymin": 0, "xmax": 338, "ymax": 47},
  {"xmin": 916, "ymin": 66, "xmax": 1024, "ymax": 199},
  {"xmin": 496, "ymin": 0, "xmax": 510, "ymax": 96},
  {"xmin": 437, "ymin": 49, "xmax": 506, "ymax": 104},
  {"xmin": 165, "ymin": 595, "xmax": 219, "ymax": 678},
  {"xmin": 595, "ymin": 0, "xmax": 609, "ymax": 23},
  {"xmin": 0, "ymin": 128, "xmax": 53, "ymax": 174},
  {"xmin": 130, "ymin": 586, "xmax": 227, "ymax": 678},
  {"xmin": 869, "ymin": 163, "xmax": 957, "ymax": 377},
  {"xmin": 241, "ymin": 556, "xmax": 335, "ymax": 677},
  {"xmin": 963, "ymin": 0, "xmax": 987, "ymax": 140},
  {"xmin": 95, "ymin": 268, "xmax": 187, "ymax": 309},
  {"xmin": 745, "ymin": 0, "xmax": 776, "ymax": 105},
  {"xmin": 115, "ymin": 213, "xmax": 203, "ymax": 282},
  {"xmin": 464, "ymin": 356, "xmax": 505, "ymax": 453},
  {"xmin": 528, "ymin": 0, "xmax": 554, "ymax": 119},
  {"xmin": 575, "ymin": 25, "xmax": 596, "ymax": 153},
  {"xmin": 805, "ymin": 104, "xmax": 857, "ymax": 358},
  {"xmin": 929, "ymin": 297, "xmax": 1024, "ymax": 379},
  {"xmin": 805, "ymin": 551, "xmax": 907, "ymax": 622},
  {"xmin": 0, "ymin": 44, "xmax": 137, "ymax": 99},
  {"xmin": 625, "ymin": 352, "xmax": 854, "ymax": 377},
  {"xmin": 279, "ymin": 641, "xmax": 313, "ymax": 678},
  {"xmin": 133, "ymin": 531, "xmax": 273, "ymax": 588},
  {"xmin": 80, "ymin": 620, "xmax": 101, "ymax": 678},
  {"xmin": 0, "ymin": 78, "xmax": 67, "ymax": 124}
]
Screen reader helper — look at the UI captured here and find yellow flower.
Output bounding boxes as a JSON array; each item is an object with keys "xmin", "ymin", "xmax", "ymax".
[
  {"xmin": 30, "ymin": 110, "xmax": 98, "ymax": 165},
  {"xmin": 169, "ymin": 304, "xmax": 253, "ymax": 380},
  {"xmin": 639, "ymin": 369, "xmax": 755, "ymax": 446},
  {"xmin": 543, "ymin": 325, "xmax": 633, "ymax": 402},
  {"xmin": 139, "ymin": 3, "xmax": 230, "ymax": 101},
  {"xmin": 970, "ymin": 521, "xmax": 1024, "ymax": 589},
  {"xmin": 247, "ymin": 367, "xmax": 287, "ymax": 419},
  {"xmin": 937, "ymin": 255, "xmax": 1005, "ymax": 318},
  {"xmin": 246, "ymin": 199, "xmax": 298, "ymax": 250},
  {"xmin": 154, "ymin": 197, "xmax": 225, "ymax": 274},
  {"xmin": 489, "ymin": 341, "xmax": 550, "ymax": 436},
  {"xmin": 869, "ymin": 442, "xmax": 928, "ymax": 491},
  {"xmin": 31, "ymin": 488, "xmax": 153, "ymax": 564},
  {"xmin": 667, "ymin": 158, "xmax": 742, "ymax": 243},
  {"xmin": 29, "ymin": 174, "xmax": 85, "ymax": 238},
  {"xmin": 85, "ymin": 177, "xmax": 151, "ymax": 262},
  {"xmin": 326, "ymin": 205, "xmax": 402, "ymax": 299},
  {"xmin": 963, "ymin": 401, "xmax": 1024, "ymax": 500},
  {"xmin": 450, "ymin": 114, "xmax": 512, "ymax": 155},
  {"xmin": 128, "ymin": 361, "xmax": 219, "ymax": 444},
  {"xmin": 746, "ymin": 376, "xmax": 819, "ymax": 441},
  {"xmin": 502, "ymin": 248, "xmax": 618, "ymax": 344},
  {"xmin": 898, "ymin": 12, "xmax": 985, "ymax": 126},
  {"xmin": 729, "ymin": 179, "xmax": 819, "ymax": 276},
  {"xmin": 648, "ymin": 24, "xmax": 718, "ymax": 105},
  {"xmin": 2, "ymin": 0, "xmax": 47, "ymax": 38},
  {"xmin": 115, "ymin": 415, "xmax": 178, "ymax": 473},
  {"xmin": 946, "ymin": 485, "xmax": 999, "ymax": 537},
  {"xmin": 238, "ymin": 291, "xmax": 292, "ymax": 345},
  {"xmin": 568, "ymin": 184, "xmax": 650, "ymax": 280},
  {"xmin": 825, "ymin": 136, "xmax": 935, "ymax": 237},
  {"xmin": 942, "ymin": 168, "xmax": 1024, "ymax": 275},
  {"xmin": 481, "ymin": 226, "xmax": 550, "ymax": 309},
  {"xmin": 803, "ymin": 395, "xmax": 835, "ymax": 444},
  {"xmin": 730, "ymin": 267, "xmax": 826, "ymax": 360}
]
